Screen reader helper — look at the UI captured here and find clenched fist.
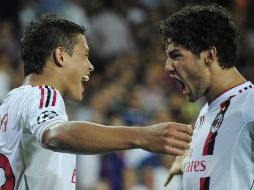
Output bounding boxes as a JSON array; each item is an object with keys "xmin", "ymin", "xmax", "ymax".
[{"xmin": 138, "ymin": 122, "xmax": 193, "ymax": 156}]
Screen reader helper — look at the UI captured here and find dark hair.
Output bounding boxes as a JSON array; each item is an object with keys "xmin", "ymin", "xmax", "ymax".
[
  {"xmin": 20, "ymin": 14, "xmax": 86, "ymax": 76},
  {"xmin": 160, "ymin": 4, "xmax": 240, "ymax": 69}
]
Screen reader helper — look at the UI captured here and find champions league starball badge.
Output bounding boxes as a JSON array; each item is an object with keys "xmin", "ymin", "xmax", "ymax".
[{"xmin": 37, "ymin": 110, "xmax": 58, "ymax": 124}]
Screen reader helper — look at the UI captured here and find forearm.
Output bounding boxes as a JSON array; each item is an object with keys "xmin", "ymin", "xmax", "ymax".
[
  {"xmin": 42, "ymin": 121, "xmax": 144, "ymax": 154},
  {"xmin": 42, "ymin": 121, "xmax": 193, "ymax": 156}
]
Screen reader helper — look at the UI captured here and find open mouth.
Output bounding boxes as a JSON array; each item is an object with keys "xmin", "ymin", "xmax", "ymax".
[
  {"xmin": 170, "ymin": 74, "xmax": 187, "ymax": 94},
  {"xmin": 82, "ymin": 75, "xmax": 90, "ymax": 82}
]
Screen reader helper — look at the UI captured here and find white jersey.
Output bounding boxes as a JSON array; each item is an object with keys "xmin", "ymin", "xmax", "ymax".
[
  {"xmin": 183, "ymin": 81, "xmax": 254, "ymax": 190},
  {"xmin": 0, "ymin": 85, "xmax": 76, "ymax": 190}
]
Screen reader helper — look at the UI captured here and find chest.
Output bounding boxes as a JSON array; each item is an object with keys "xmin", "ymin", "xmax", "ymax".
[{"xmin": 192, "ymin": 106, "xmax": 242, "ymax": 157}]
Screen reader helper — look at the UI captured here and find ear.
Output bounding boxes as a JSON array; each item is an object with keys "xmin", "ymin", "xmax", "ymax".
[
  {"xmin": 204, "ymin": 46, "xmax": 217, "ymax": 66},
  {"xmin": 53, "ymin": 47, "xmax": 65, "ymax": 67}
]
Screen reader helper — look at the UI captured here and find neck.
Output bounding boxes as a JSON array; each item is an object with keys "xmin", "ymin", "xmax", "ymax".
[
  {"xmin": 206, "ymin": 67, "xmax": 246, "ymax": 103},
  {"xmin": 23, "ymin": 72, "xmax": 64, "ymax": 96}
]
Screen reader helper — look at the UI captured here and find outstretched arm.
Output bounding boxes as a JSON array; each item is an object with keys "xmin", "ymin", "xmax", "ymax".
[{"xmin": 42, "ymin": 121, "xmax": 192, "ymax": 156}]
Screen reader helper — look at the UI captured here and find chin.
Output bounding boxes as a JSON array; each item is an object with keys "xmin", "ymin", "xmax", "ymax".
[
  {"xmin": 66, "ymin": 92, "xmax": 83, "ymax": 102},
  {"xmin": 75, "ymin": 94, "xmax": 84, "ymax": 102}
]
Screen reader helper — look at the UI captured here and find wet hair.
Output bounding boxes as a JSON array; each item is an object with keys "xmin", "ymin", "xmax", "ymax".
[
  {"xmin": 20, "ymin": 14, "xmax": 86, "ymax": 76},
  {"xmin": 160, "ymin": 4, "xmax": 240, "ymax": 69}
]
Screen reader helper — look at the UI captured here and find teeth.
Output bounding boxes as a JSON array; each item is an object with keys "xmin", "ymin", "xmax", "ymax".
[{"xmin": 82, "ymin": 75, "xmax": 89, "ymax": 82}]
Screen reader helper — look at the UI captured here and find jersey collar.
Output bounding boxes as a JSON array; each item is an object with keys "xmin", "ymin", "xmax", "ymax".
[{"xmin": 207, "ymin": 81, "xmax": 253, "ymax": 110}]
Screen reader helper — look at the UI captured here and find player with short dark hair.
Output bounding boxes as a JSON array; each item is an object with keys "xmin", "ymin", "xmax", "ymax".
[
  {"xmin": 161, "ymin": 4, "xmax": 254, "ymax": 189},
  {"xmin": 0, "ymin": 14, "xmax": 193, "ymax": 190}
]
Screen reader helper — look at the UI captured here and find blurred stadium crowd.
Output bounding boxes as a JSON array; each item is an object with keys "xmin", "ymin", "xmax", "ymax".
[{"xmin": 0, "ymin": 0, "xmax": 254, "ymax": 189}]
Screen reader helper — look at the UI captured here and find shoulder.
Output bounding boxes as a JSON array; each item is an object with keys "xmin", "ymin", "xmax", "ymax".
[
  {"xmin": 22, "ymin": 85, "xmax": 64, "ymax": 110},
  {"xmin": 19, "ymin": 85, "xmax": 66, "ymax": 121},
  {"xmin": 238, "ymin": 88, "xmax": 254, "ymax": 123},
  {"xmin": 31, "ymin": 85, "xmax": 63, "ymax": 109}
]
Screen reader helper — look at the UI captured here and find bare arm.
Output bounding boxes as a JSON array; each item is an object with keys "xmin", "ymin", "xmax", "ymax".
[{"xmin": 42, "ymin": 121, "xmax": 192, "ymax": 156}]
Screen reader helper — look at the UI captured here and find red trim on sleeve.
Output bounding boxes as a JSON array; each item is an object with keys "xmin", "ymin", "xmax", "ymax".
[
  {"xmin": 39, "ymin": 86, "xmax": 45, "ymax": 109},
  {"xmin": 51, "ymin": 87, "xmax": 57, "ymax": 107}
]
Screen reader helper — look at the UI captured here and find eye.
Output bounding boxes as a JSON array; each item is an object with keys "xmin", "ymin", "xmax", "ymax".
[{"xmin": 170, "ymin": 53, "xmax": 181, "ymax": 59}]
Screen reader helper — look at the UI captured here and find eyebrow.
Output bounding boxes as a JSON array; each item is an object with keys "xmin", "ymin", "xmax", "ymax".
[{"xmin": 167, "ymin": 49, "xmax": 180, "ymax": 56}]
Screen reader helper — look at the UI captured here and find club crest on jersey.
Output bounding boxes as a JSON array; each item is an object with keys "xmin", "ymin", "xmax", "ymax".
[
  {"xmin": 209, "ymin": 96, "xmax": 234, "ymax": 134},
  {"xmin": 210, "ymin": 112, "xmax": 224, "ymax": 133},
  {"xmin": 37, "ymin": 110, "xmax": 58, "ymax": 124}
]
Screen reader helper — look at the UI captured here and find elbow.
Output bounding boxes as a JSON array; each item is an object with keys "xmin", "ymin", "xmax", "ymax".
[{"xmin": 41, "ymin": 125, "xmax": 64, "ymax": 151}]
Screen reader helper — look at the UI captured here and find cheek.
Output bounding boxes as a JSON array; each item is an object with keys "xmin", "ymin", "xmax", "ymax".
[{"xmin": 193, "ymin": 70, "xmax": 210, "ymax": 94}]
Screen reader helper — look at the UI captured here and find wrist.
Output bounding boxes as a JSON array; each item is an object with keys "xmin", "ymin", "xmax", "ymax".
[{"xmin": 126, "ymin": 127, "xmax": 147, "ymax": 150}]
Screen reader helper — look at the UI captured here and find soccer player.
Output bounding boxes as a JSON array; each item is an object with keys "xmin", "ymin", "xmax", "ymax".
[
  {"xmin": 0, "ymin": 14, "xmax": 193, "ymax": 190},
  {"xmin": 160, "ymin": 3, "xmax": 254, "ymax": 190}
]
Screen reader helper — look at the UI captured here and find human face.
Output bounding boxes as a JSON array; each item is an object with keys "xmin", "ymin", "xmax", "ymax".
[
  {"xmin": 63, "ymin": 34, "xmax": 94, "ymax": 101},
  {"xmin": 165, "ymin": 43, "xmax": 210, "ymax": 102}
]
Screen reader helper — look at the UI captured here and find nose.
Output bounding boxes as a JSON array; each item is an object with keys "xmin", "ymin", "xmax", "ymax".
[
  {"xmin": 88, "ymin": 60, "xmax": 94, "ymax": 72},
  {"xmin": 165, "ymin": 57, "xmax": 174, "ymax": 72}
]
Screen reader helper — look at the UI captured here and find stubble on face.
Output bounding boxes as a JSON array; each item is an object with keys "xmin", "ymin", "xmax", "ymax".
[
  {"xmin": 185, "ymin": 57, "xmax": 210, "ymax": 102},
  {"xmin": 166, "ymin": 44, "xmax": 210, "ymax": 102}
]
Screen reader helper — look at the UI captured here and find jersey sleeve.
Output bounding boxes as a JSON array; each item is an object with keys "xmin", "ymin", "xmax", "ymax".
[
  {"xmin": 23, "ymin": 86, "xmax": 68, "ymax": 144},
  {"xmin": 242, "ymin": 90, "xmax": 254, "ymax": 124}
]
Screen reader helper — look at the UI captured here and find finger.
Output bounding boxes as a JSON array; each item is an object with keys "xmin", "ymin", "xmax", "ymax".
[
  {"xmin": 164, "ymin": 168, "xmax": 183, "ymax": 186},
  {"xmin": 164, "ymin": 173, "xmax": 174, "ymax": 187},
  {"xmin": 173, "ymin": 124, "xmax": 193, "ymax": 135},
  {"xmin": 166, "ymin": 138, "xmax": 190, "ymax": 150},
  {"xmin": 165, "ymin": 146, "xmax": 185, "ymax": 156},
  {"xmin": 171, "ymin": 131, "xmax": 192, "ymax": 143}
]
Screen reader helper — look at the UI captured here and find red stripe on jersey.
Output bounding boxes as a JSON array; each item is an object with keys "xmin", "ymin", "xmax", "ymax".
[
  {"xmin": 220, "ymin": 101, "xmax": 226, "ymax": 111},
  {"xmin": 39, "ymin": 86, "xmax": 45, "ymax": 109},
  {"xmin": 51, "ymin": 87, "xmax": 57, "ymax": 106},
  {"xmin": 202, "ymin": 132, "xmax": 216, "ymax": 155},
  {"xmin": 203, "ymin": 99, "xmax": 231, "ymax": 156},
  {"xmin": 200, "ymin": 177, "xmax": 210, "ymax": 190}
]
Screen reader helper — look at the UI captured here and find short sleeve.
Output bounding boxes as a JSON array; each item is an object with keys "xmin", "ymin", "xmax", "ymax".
[{"xmin": 23, "ymin": 86, "xmax": 68, "ymax": 144}]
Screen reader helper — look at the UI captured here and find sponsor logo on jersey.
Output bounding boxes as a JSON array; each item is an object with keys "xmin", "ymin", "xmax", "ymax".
[
  {"xmin": 37, "ymin": 110, "xmax": 58, "ymax": 124},
  {"xmin": 184, "ymin": 160, "xmax": 206, "ymax": 173}
]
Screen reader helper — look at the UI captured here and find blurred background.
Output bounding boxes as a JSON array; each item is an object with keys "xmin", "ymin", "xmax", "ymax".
[{"xmin": 0, "ymin": 0, "xmax": 253, "ymax": 189}]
